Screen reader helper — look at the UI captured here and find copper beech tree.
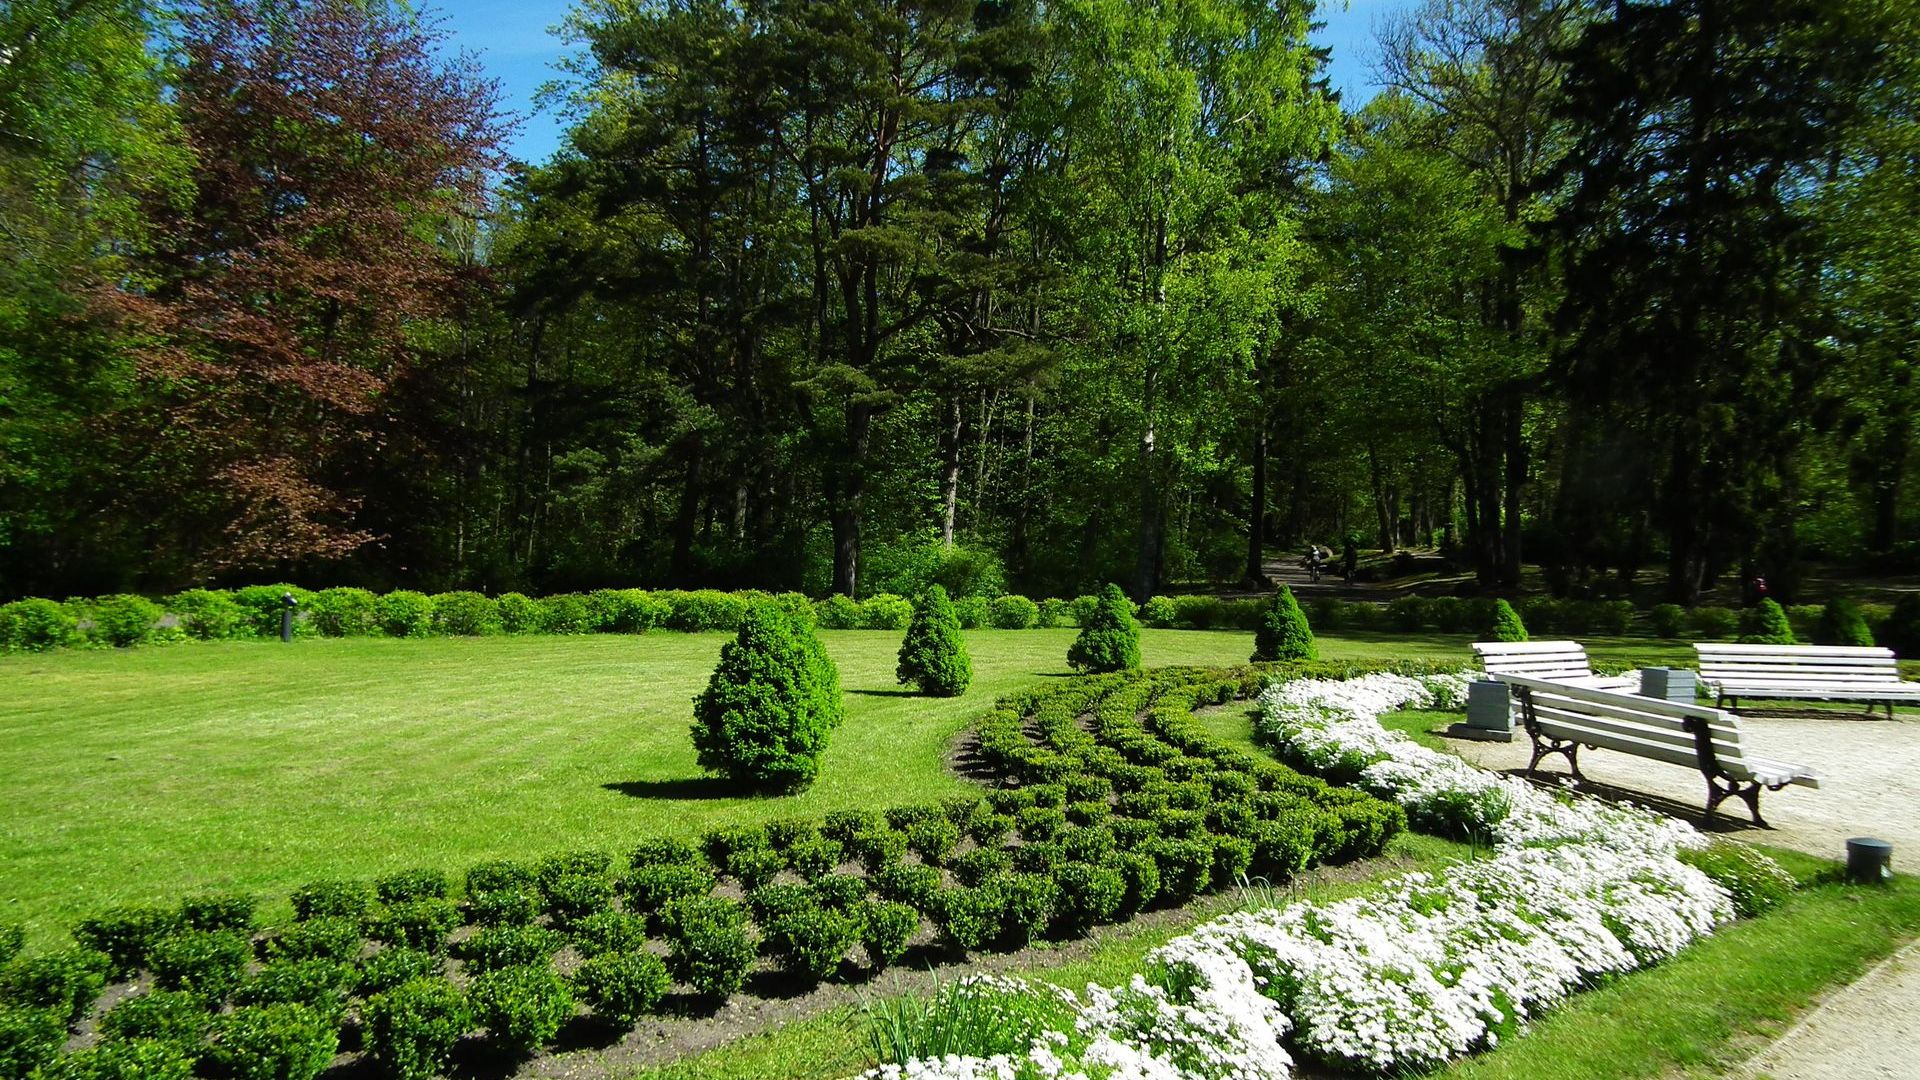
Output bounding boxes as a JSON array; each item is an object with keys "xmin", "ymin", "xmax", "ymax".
[{"xmin": 119, "ymin": 0, "xmax": 506, "ymax": 573}]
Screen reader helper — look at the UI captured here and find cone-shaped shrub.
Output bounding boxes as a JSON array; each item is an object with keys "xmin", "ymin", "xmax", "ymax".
[
  {"xmin": 691, "ymin": 603, "xmax": 844, "ymax": 792},
  {"xmin": 1251, "ymin": 586, "xmax": 1315, "ymax": 662},
  {"xmin": 896, "ymin": 585, "xmax": 972, "ymax": 696},
  {"xmin": 1814, "ymin": 597, "xmax": 1874, "ymax": 647},
  {"xmin": 1737, "ymin": 598, "xmax": 1796, "ymax": 645},
  {"xmin": 1880, "ymin": 594, "xmax": 1920, "ymax": 658},
  {"xmin": 1068, "ymin": 584, "xmax": 1140, "ymax": 674},
  {"xmin": 1488, "ymin": 599, "xmax": 1528, "ymax": 642}
]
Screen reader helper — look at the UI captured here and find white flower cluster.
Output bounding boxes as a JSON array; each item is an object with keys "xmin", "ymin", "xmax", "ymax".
[{"xmin": 856, "ymin": 671, "xmax": 1734, "ymax": 1080}]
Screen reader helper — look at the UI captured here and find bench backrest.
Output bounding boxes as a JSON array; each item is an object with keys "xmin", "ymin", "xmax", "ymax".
[
  {"xmin": 1472, "ymin": 640, "xmax": 1598, "ymax": 682},
  {"xmin": 1695, "ymin": 643, "xmax": 1901, "ymax": 689},
  {"xmin": 1492, "ymin": 673, "xmax": 1749, "ymax": 774}
]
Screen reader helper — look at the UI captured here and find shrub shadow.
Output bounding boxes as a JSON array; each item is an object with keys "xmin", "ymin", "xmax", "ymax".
[
  {"xmin": 848, "ymin": 688, "xmax": 919, "ymax": 698},
  {"xmin": 601, "ymin": 777, "xmax": 736, "ymax": 800}
]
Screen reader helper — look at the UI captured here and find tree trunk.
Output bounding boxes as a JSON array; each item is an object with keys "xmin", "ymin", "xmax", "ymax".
[
  {"xmin": 1367, "ymin": 442, "xmax": 1393, "ymax": 553},
  {"xmin": 830, "ymin": 403, "xmax": 874, "ymax": 596},
  {"xmin": 940, "ymin": 393, "xmax": 963, "ymax": 546},
  {"xmin": 1133, "ymin": 364, "xmax": 1160, "ymax": 602},
  {"xmin": 1245, "ymin": 416, "xmax": 1267, "ymax": 586},
  {"xmin": 670, "ymin": 439, "xmax": 703, "ymax": 583},
  {"xmin": 1501, "ymin": 390, "xmax": 1526, "ymax": 587}
]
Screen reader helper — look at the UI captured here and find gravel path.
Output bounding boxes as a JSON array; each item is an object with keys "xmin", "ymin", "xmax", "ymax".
[{"xmin": 1436, "ymin": 708, "xmax": 1919, "ymax": 1079}]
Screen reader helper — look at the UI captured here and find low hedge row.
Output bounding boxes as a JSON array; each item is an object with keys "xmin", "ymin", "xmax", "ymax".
[
  {"xmin": 0, "ymin": 587, "xmax": 1099, "ymax": 653},
  {"xmin": 0, "ymin": 664, "xmax": 1406, "ymax": 1079}
]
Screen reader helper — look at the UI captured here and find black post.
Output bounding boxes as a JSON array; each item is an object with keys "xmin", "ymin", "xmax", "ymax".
[{"xmin": 280, "ymin": 592, "xmax": 295, "ymax": 643}]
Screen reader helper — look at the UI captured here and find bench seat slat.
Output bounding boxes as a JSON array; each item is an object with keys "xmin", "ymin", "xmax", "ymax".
[{"xmin": 1526, "ymin": 698, "xmax": 1742, "ymax": 748}]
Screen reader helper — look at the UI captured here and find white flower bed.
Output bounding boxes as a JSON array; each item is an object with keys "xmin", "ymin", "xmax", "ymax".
[{"xmin": 856, "ymin": 670, "xmax": 1739, "ymax": 1080}]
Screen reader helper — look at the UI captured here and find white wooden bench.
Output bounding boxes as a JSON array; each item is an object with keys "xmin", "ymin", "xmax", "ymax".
[
  {"xmin": 1493, "ymin": 673, "xmax": 1820, "ymax": 825},
  {"xmin": 1695, "ymin": 643, "xmax": 1920, "ymax": 719},
  {"xmin": 1472, "ymin": 640, "xmax": 1639, "ymax": 692}
]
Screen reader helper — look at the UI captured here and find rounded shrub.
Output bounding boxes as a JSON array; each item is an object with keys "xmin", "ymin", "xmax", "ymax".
[
  {"xmin": 164, "ymin": 589, "xmax": 247, "ymax": 641},
  {"xmin": 456, "ymin": 926, "xmax": 562, "ymax": 974},
  {"xmin": 1251, "ymin": 586, "xmax": 1315, "ymax": 662},
  {"xmin": 467, "ymin": 964, "xmax": 574, "ymax": 1054},
  {"xmin": 263, "ymin": 918, "xmax": 361, "ymax": 965},
  {"xmin": 288, "ymin": 880, "xmax": 374, "ymax": 922},
  {"xmin": 665, "ymin": 590, "xmax": 751, "ymax": 631},
  {"xmin": 232, "ymin": 585, "xmax": 314, "ymax": 638},
  {"xmin": 1649, "ymin": 603, "xmax": 1688, "ymax": 639},
  {"xmin": 308, "ymin": 587, "xmax": 380, "ymax": 637},
  {"xmin": 567, "ymin": 911, "xmax": 647, "ymax": 958},
  {"xmin": 1, "ymin": 1003, "xmax": 67, "ymax": 1076},
  {"xmin": 0, "ymin": 598, "xmax": 79, "ymax": 651},
  {"xmin": 540, "ymin": 593, "xmax": 593, "ymax": 634},
  {"xmin": 1691, "ymin": 605, "xmax": 1740, "ymax": 640},
  {"xmin": 1488, "ymin": 598, "xmax": 1528, "ymax": 642},
  {"xmin": 235, "ymin": 959, "xmax": 350, "ymax": 1019},
  {"xmin": 378, "ymin": 591, "xmax": 436, "ymax": 637},
  {"xmin": 98, "ymin": 990, "xmax": 208, "ymax": 1050},
  {"xmin": 1737, "ymin": 598, "xmax": 1795, "ymax": 645},
  {"xmin": 572, "ymin": 950, "xmax": 669, "ymax": 1025},
  {"xmin": 3, "ymin": 948, "xmax": 109, "ymax": 1025},
  {"xmin": 813, "ymin": 594, "xmax": 860, "ymax": 629},
  {"xmin": 431, "ymin": 591, "xmax": 500, "ymax": 636},
  {"xmin": 355, "ymin": 948, "xmax": 444, "ymax": 999},
  {"xmin": 496, "ymin": 592, "xmax": 542, "ymax": 634},
  {"xmin": 179, "ymin": 893, "xmax": 255, "ymax": 933},
  {"xmin": 1067, "ymin": 584, "xmax": 1140, "ymax": 674},
  {"xmin": 74, "ymin": 905, "xmax": 180, "ymax": 978},
  {"xmin": 147, "ymin": 930, "xmax": 251, "ymax": 1001},
  {"xmin": 691, "ymin": 603, "xmax": 844, "ymax": 792},
  {"xmin": 207, "ymin": 1003, "xmax": 336, "ymax": 1080},
  {"xmin": 859, "ymin": 594, "xmax": 915, "ymax": 630},
  {"xmin": 364, "ymin": 977, "xmax": 471, "ymax": 1080},
  {"xmin": 1052, "ymin": 862, "xmax": 1125, "ymax": 936},
  {"xmin": 951, "ymin": 596, "xmax": 990, "ymax": 629},
  {"xmin": 988, "ymin": 595, "xmax": 1040, "ymax": 629},
  {"xmin": 765, "ymin": 903, "xmax": 857, "ymax": 985},
  {"xmin": 36, "ymin": 1037, "xmax": 196, "ymax": 1079},
  {"xmin": 661, "ymin": 897, "xmax": 755, "ymax": 1001},
  {"xmin": 896, "ymin": 585, "xmax": 972, "ymax": 697},
  {"xmin": 1679, "ymin": 841, "xmax": 1795, "ymax": 918},
  {"xmin": 80, "ymin": 594, "xmax": 159, "ymax": 647},
  {"xmin": 1037, "ymin": 598, "xmax": 1074, "ymax": 628},
  {"xmin": 367, "ymin": 899, "xmax": 461, "ymax": 952},
  {"xmin": 857, "ymin": 900, "xmax": 918, "ymax": 970}
]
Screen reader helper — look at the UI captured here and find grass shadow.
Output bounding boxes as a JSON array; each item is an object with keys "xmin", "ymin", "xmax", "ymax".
[
  {"xmin": 848, "ymin": 688, "xmax": 919, "ymax": 698},
  {"xmin": 602, "ymin": 777, "xmax": 737, "ymax": 801}
]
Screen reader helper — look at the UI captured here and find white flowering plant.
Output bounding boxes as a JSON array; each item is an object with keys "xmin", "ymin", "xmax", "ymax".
[{"xmin": 855, "ymin": 669, "xmax": 1781, "ymax": 1080}]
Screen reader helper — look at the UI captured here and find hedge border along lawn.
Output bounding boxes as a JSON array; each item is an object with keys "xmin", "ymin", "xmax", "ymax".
[{"xmin": 3, "ymin": 658, "xmax": 1420, "ymax": 1080}]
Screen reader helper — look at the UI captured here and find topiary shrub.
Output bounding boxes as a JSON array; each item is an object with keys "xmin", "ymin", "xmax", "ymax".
[
  {"xmin": 1815, "ymin": 597, "xmax": 1875, "ymax": 647},
  {"xmin": 235, "ymin": 959, "xmax": 351, "ymax": 1019},
  {"xmin": 1067, "ymin": 584, "xmax": 1140, "ymax": 674},
  {"xmin": 262, "ymin": 919, "xmax": 360, "ymax": 965},
  {"xmin": 3, "ymin": 948, "xmax": 109, "ymax": 1026},
  {"xmin": 764, "ymin": 902, "xmax": 857, "ymax": 985},
  {"xmin": 375, "ymin": 869, "xmax": 448, "ymax": 906},
  {"xmin": 857, "ymin": 900, "xmax": 917, "ymax": 971},
  {"xmin": 1037, "ymin": 598, "xmax": 1074, "ymax": 628},
  {"xmin": 467, "ymin": 964, "xmax": 573, "ymax": 1054},
  {"xmin": 179, "ymin": 893, "xmax": 254, "ymax": 934},
  {"xmin": 567, "ymin": 912, "xmax": 647, "ymax": 958},
  {"xmin": 812, "ymin": 594, "xmax": 860, "ymax": 630},
  {"xmin": 367, "ymin": 899, "xmax": 461, "ymax": 953},
  {"xmin": 896, "ymin": 585, "xmax": 972, "ymax": 697},
  {"xmin": 73, "ymin": 905, "xmax": 179, "ymax": 978},
  {"xmin": 661, "ymin": 898, "xmax": 755, "ymax": 1001},
  {"xmin": 207, "ymin": 1003, "xmax": 336, "ymax": 1080},
  {"xmin": 1488, "ymin": 599, "xmax": 1528, "ymax": 643},
  {"xmin": 147, "ymin": 930, "xmax": 251, "ymax": 1001},
  {"xmin": 1251, "ymin": 586, "xmax": 1315, "ymax": 662},
  {"xmin": 364, "ymin": 977, "xmax": 471, "ymax": 1080},
  {"xmin": 430, "ymin": 592, "xmax": 500, "ymax": 636},
  {"xmin": 988, "ymin": 595, "xmax": 1040, "ymax": 629},
  {"xmin": 86, "ymin": 595, "xmax": 162, "ymax": 648},
  {"xmin": 35, "ymin": 1037, "xmax": 196, "ymax": 1079},
  {"xmin": 1737, "ymin": 598, "xmax": 1795, "ymax": 645},
  {"xmin": 691, "ymin": 603, "xmax": 843, "ymax": 792},
  {"xmin": 354, "ymin": 949, "xmax": 444, "ymax": 999},
  {"xmin": 931, "ymin": 886, "xmax": 1000, "ymax": 953},
  {"xmin": 4, "ymin": 1004, "xmax": 70, "ymax": 1076},
  {"xmin": 623, "ymin": 864, "xmax": 715, "ymax": 925},
  {"xmin": 0, "ymin": 598, "xmax": 79, "ymax": 651},
  {"xmin": 1649, "ymin": 603, "xmax": 1687, "ymax": 639},
  {"xmin": 1138, "ymin": 596, "xmax": 1177, "ymax": 628},
  {"xmin": 495, "ymin": 592, "xmax": 541, "ymax": 634},
  {"xmin": 1052, "ymin": 862, "xmax": 1125, "ymax": 937},
  {"xmin": 288, "ymin": 880, "xmax": 374, "ymax": 922},
  {"xmin": 456, "ymin": 926, "xmax": 562, "ymax": 974},
  {"xmin": 572, "ymin": 950, "xmax": 669, "ymax": 1026},
  {"xmin": 307, "ymin": 587, "xmax": 380, "ymax": 637},
  {"xmin": 98, "ymin": 990, "xmax": 208, "ymax": 1051},
  {"xmin": 859, "ymin": 594, "xmax": 915, "ymax": 630}
]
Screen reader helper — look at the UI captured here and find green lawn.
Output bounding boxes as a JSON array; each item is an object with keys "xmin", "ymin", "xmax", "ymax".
[{"xmin": 0, "ymin": 629, "xmax": 1269, "ymax": 942}]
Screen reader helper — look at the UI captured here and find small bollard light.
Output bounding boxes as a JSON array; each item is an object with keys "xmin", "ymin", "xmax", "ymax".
[
  {"xmin": 280, "ymin": 592, "xmax": 296, "ymax": 643},
  {"xmin": 1846, "ymin": 837, "xmax": 1893, "ymax": 885}
]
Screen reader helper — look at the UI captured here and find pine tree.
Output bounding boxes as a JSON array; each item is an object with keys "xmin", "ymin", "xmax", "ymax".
[
  {"xmin": 1737, "ymin": 599, "xmax": 1795, "ymax": 645},
  {"xmin": 1489, "ymin": 599, "xmax": 1528, "ymax": 642},
  {"xmin": 1068, "ymin": 584, "xmax": 1141, "ymax": 674},
  {"xmin": 897, "ymin": 585, "xmax": 972, "ymax": 696},
  {"xmin": 691, "ymin": 603, "xmax": 844, "ymax": 791},
  {"xmin": 1251, "ymin": 586, "xmax": 1315, "ymax": 662}
]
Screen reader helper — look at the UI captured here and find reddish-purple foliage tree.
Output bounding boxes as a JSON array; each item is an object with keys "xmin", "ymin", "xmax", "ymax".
[{"xmin": 121, "ymin": 0, "xmax": 506, "ymax": 571}]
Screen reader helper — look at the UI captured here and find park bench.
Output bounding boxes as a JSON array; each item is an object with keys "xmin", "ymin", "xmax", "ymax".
[
  {"xmin": 1471, "ymin": 640, "xmax": 1639, "ymax": 691},
  {"xmin": 1493, "ymin": 673, "xmax": 1820, "ymax": 826},
  {"xmin": 1695, "ymin": 643, "xmax": 1920, "ymax": 719}
]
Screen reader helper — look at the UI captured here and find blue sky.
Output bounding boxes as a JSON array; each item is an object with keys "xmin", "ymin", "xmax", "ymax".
[{"xmin": 442, "ymin": 0, "xmax": 1416, "ymax": 165}]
